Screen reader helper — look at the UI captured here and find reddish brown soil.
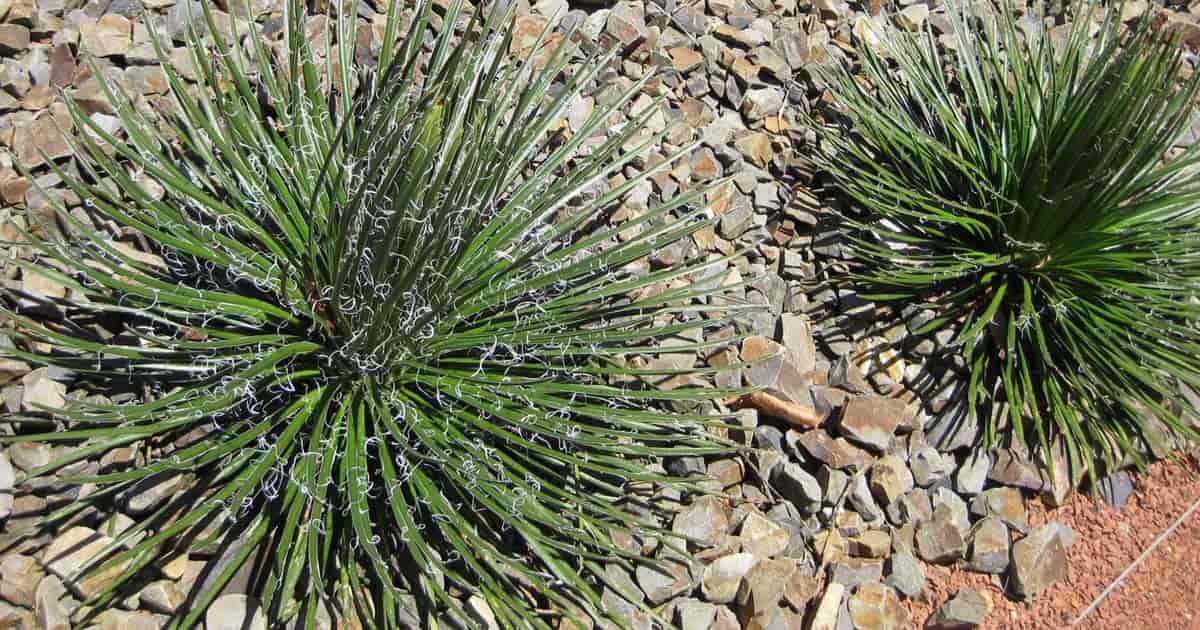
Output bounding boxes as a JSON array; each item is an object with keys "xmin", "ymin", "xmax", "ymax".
[{"xmin": 903, "ymin": 458, "xmax": 1200, "ymax": 629}]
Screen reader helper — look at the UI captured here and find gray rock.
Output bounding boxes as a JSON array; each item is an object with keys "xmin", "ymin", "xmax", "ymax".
[
  {"xmin": 969, "ymin": 487, "xmax": 1028, "ymax": 533},
  {"xmin": 772, "ymin": 462, "xmax": 822, "ymax": 511},
  {"xmin": 676, "ymin": 599, "xmax": 716, "ymax": 630},
  {"xmin": 1010, "ymin": 523, "xmax": 1069, "ymax": 600},
  {"xmin": 818, "ymin": 466, "xmax": 850, "ymax": 505},
  {"xmin": 924, "ymin": 414, "xmax": 980, "ymax": 452},
  {"xmin": 718, "ymin": 199, "xmax": 754, "ymax": 239},
  {"xmin": 605, "ymin": 1, "xmax": 647, "ymax": 48},
  {"xmin": 779, "ymin": 313, "xmax": 817, "ymax": 374},
  {"xmin": 966, "ymin": 517, "xmax": 1009, "ymax": 574},
  {"xmin": 927, "ymin": 588, "xmax": 992, "ymax": 629},
  {"xmin": 848, "ymin": 473, "xmax": 885, "ymax": 522},
  {"xmin": 41, "ymin": 526, "xmax": 129, "ymax": 598},
  {"xmin": 166, "ymin": 0, "xmax": 205, "ymax": 41},
  {"xmin": 741, "ymin": 86, "xmax": 784, "ymax": 121},
  {"xmin": 1097, "ymin": 471, "xmax": 1135, "ymax": 508},
  {"xmin": 635, "ymin": 550, "xmax": 692, "ymax": 605},
  {"xmin": 930, "ymin": 487, "xmax": 970, "ymax": 533},
  {"xmin": 914, "ymin": 510, "xmax": 966, "ymax": 564},
  {"xmin": 987, "ymin": 449, "xmax": 1044, "ymax": 491},
  {"xmin": 736, "ymin": 557, "xmax": 795, "ymax": 617},
  {"xmin": 701, "ymin": 552, "xmax": 757, "ymax": 604},
  {"xmin": 0, "ymin": 452, "xmax": 13, "ymax": 520},
  {"xmin": 672, "ymin": 495, "xmax": 730, "ymax": 547},
  {"xmin": 884, "ymin": 551, "xmax": 925, "ymax": 599},
  {"xmin": 838, "ymin": 395, "xmax": 905, "ymax": 452},
  {"xmin": 206, "ymin": 594, "xmax": 267, "ymax": 630},
  {"xmin": 870, "ymin": 455, "xmax": 914, "ymax": 507},
  {"xmin": 954, "ymin": 451, "xmax": 990, "ymax": 496},
  {"xmin": 8, "ymin": 442, "xmax": 50, "ymax": 473},
  {"xmin": 828, "ymin": 558, "xmax": 882, "ymax": 588},
  {"xmin": 910, "ymin": 446, "xmax": 954, "ymax": 487},
  {"xmin": 123, "ymin": 472, "xmax": 184, "ymax": 515}
]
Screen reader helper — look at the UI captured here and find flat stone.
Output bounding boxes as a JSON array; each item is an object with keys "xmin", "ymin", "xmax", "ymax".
[
  {"xmin": 915, "ymin": 511, "xmax": 965, "ymax": 565},
  {"xmin": 988, "ymin": 449, "xmax": 1044, "ymax": 491},
  {"xmin": 138, "ymin": 579, "xmax": 184, "ymax": 614},
  {"xmin": 1097, "ymin": 472, "xmax": 1135, "ymax": 508},
  {"xmin": 736, "ymin": 557, "xmax": 796, "ymax": 617},
  {"xmin": 739, "ymin": 512, "xmax": 790, "ymax": 559},
  {"xmin": 95, "ymin": 610, "xmax": 167, "ymax": 630},
  {"xmin": 954, "ymin": 451, "xmax": 990, "ymax": 496},
  {"xmin": 206, "ymin": 594, "xmax": 266, "ymax": 630},
  {"xmin": 635, "ymin": 551, "xmax": 692, "ymax": 605},
  {"xmin": 0, "ymin": 25, "xmax": 31, "ymax": 55},
  {"xmin": 0, "ymin": 553, "xmax": 43, "ymax": 607},
  {"xmin": 838, "ymin": 396, "xmax": 905, "ymax": 452},
  {"xmin": 669, "ymin": 46, "xmax": 704, "ymax": 73},
  {"xmin": 828, "ymin": 558, "xmax": 882, "ymax": 588},
  {"xmin": 0, "ymin": 452, "xmax": 13, "ymax": 520},
  {"xmin": 40, "ymin": 526, "xmax": 128, "ymax": 599},
  {"xmin": 798, "ymin": 430, "xmax": 871, "ymax": 471},
  {"xmin": 605, "ymin": 1, "xmax": 646, "ymax": 47},
  {"xmin": 676, "ymin": 599, "xmax": 716, "ymax": 630},
  {"xmin": 33, "ymin": 574, "xmax": 70, "ymax": 630},
  {"xmin": 13, "ymin": 111, "xmax": 73, "ymax": 168},
  {"xmin": 969, "ymin": 487, "xmax": 1028, "ymax": 533},
  {"xmin": 870, "ymin": 455, "xmax": 914, "ymax": 506},
  {"xmin": 741, "ymin": 86, "xmax": 783, "ymax": 121},
  {"xmin": 966, "ymin": 517, "xmax": 1010, "ymax": 574},
  {"xmin": 123, "ymin": 472, "xmax": 183, "ymax": 515},
  {"xmin": 930, "ymin": 488, "xmax": 970, "ymax": 533},
  {"xmin": 20, "ymin": 369, "xmax": 65, "ymax": 412},
  {"xmin": 1010, "ymin": 524, "xmax": 1069, "ymax": 600},
  {"xmin": 848, "ymin": 583, "xmax": 908, "ymax": 629},
  {"xmin": 734, "ymin": 132, "xmax": 772, "ymax": 168},
  {"xmin": 896, "ymin": 4, "xmax": 929, "ymax": 31},
  {"xmin": 809, "ymin": 582, "xmax": 845, "ymax": 630},
  {"xmin": 927, "ymin": 588, "xmax": 992, "ymax": 629},
  {"xmin": 79, "ymin": 14, "xmax": 131, "ymax": 57},
  {"xmin": 910, "ymin": 446, "xmax": 954, "ymax": 487},
  {"xmin": 772, "ymin": 462, "xmax": 821, "ymax": 511},
  {"xmin": 848, "ymin": 473, "xmax": 885, "ymax": 522},
  {"xmin": 849, "ymin": 530, "xmax": 891, "ymax": 559},
  {"xmin": 673, "ymin": 495, "xmax": 730, "ymax": 547},
  {"xmin": 884, "ymin": 552, "xmax": 924, "ymax": 599},
  {"xmin": 701, "ymin": 552, "xmax": 757, "ymax": 604}
]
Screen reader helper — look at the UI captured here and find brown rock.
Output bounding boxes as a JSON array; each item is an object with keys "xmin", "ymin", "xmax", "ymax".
[
  {"xmin": 1010, "ymin": 523, "xmax": 1069, "ymax": 600},
  {"xmin": 669, "ymin": 46, "xmax": 704, "ymax": 73},
  {"xmin": 79, "ymin": 14, "xmax": 132, "ymax": 58},
  {"xmin": 0, "ymin": 24, "xmax": 30, "ymax": 55},
  {"xmin": 837, "ymin": 395, "xmax": 905, "ymax": 452},
  {"xmin": 848, "ymin": 583, "xmax": 909, "ymax": 629},
  {"xmin": 734, "ymin": 132, "xmax": 772, "ymax": 168},
  {"xmin": 798, "ymin": 430, "xmax": 871, "ymax": 471},
  {"xmin": 13, "ymin": 111, "xmax": 73, "ymax": 168}
]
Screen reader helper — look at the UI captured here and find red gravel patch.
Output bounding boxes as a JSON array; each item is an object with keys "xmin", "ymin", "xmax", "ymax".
[{"xmin": 904, "ymin": 457, "xmax": 1200, "ymax": 629}]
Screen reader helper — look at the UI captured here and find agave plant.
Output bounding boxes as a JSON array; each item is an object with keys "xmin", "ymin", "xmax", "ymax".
[
  {"xmin": 812, "ymin": 1, "xmax": 1200, "ymax": 476},
  {"xmin": 1, "ymin": 0, "xmax": 743, "ymax": 626}
]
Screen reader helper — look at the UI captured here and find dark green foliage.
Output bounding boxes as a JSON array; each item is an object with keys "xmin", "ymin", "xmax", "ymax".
[
  {"xmin": 813, "ymin": 2, "xmax": 1200, "ymax": 475},
  {"xmin": 1, "ymin": 1, "xmax": 743, "ymax": 627}
]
